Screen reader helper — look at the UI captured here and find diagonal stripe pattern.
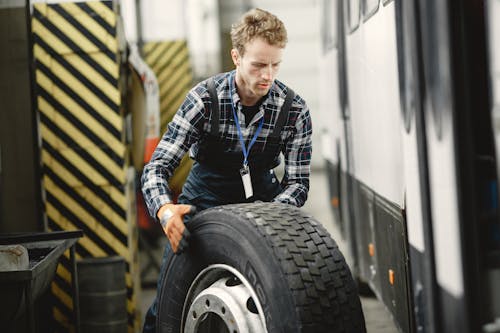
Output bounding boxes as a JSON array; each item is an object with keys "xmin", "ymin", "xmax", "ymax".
[
  {"xmin": 143, "ymin": 40, "xmax": 193, "ymax": 131},
  {"xmin": 143, "ymin": 40, "xmax": 194, "ymax": 195},
  {"xmin": 32, "ymin": 1, "xmax": 139, "ymax": 331}
]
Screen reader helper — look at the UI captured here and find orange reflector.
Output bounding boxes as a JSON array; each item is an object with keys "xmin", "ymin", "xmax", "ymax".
[
  {"xmin": 389, "ymin": 269, "xmax": 395, "ymax": 285},
  {"xmin": 368, "ymin": 243, "xmax": 375, "ymax": 257},
  {"xmin": 331, "ymin": 197, "xmax": 339, "ymax": 208}
]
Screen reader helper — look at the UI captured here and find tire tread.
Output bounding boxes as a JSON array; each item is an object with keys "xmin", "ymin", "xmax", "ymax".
[{"xmin": 223, "ymin": 202, "xmax": 366, "ymax": 333}]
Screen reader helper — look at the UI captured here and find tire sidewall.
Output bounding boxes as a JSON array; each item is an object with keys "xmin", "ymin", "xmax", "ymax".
[{"xmin": 156, "ymin": 208, "xmax": 299, "ymax": 333}]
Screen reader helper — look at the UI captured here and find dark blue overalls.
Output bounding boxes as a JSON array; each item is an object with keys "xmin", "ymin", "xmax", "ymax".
[{"xmin": 142, "ymin": 78, "xmax": 294, "ymax": 332}]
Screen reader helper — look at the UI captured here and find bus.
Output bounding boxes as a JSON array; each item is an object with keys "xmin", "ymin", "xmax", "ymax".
[{"xmin": 318, "ymin": 0, "xmax": 500, "ymax": 332}]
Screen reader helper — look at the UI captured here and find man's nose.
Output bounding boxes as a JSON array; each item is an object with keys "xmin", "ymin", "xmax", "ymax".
[{"xmin": 262, "ymin": 64, "xmax": 273, "ymax": 80}]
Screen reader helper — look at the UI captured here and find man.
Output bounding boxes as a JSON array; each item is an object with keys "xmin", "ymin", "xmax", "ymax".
[{"xmin": 141, "ymin": 7, "xmax": 312, "ymax": 331}]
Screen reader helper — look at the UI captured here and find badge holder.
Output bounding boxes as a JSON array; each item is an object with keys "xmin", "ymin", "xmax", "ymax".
[{"xmin": 240, "ymin": 164, "xmax": 253, "ymax": 199}]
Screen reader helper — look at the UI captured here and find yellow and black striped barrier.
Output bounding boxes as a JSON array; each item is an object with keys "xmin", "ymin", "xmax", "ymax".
[
  {"xmin": 143, "ymin": 40, "xmax": 194, "ymax": 196},
  {"xmin": 32, "ymin": 1, "xmax": 139, "ymax": 331},
  {"xmin": 143, "ymin": 40, "xmax": 193, "ymax": 131}
]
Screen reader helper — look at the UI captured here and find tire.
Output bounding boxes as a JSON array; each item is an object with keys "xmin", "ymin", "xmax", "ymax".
[{"xmin": 157, "ymin": 202, "xmax": 366, "ymax": 333}]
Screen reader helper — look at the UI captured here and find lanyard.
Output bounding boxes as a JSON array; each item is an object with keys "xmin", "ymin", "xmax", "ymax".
[{"xmin": 229, "ymin": 74, "xmax": 264, "ymax": 167}]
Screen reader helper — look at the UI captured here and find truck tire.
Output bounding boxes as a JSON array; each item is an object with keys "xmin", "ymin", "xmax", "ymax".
[{"xmin": 156, "ymin": 202, "xmax": 366, "ymax": 333}]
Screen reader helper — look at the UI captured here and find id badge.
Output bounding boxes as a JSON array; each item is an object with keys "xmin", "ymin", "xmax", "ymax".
[{"xmin": 240, "ymin": 165, "xmax": 253, "ymax": 199}]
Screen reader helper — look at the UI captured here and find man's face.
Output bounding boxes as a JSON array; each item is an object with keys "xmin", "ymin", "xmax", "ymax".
[{"xmin": 232, "ymin": 38, "xmax": 283, "ymax": 102}]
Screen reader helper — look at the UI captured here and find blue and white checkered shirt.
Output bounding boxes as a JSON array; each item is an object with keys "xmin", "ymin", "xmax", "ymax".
[{"xmin": 142, "ymin": 71, "xmax": 312, "ymax": 217}]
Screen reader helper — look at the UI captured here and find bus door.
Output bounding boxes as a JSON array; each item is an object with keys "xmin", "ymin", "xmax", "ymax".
[
  {"xmin": 396, "ymin": 0, "xmax": 441, "ymax": 332},
  {"xmin": 417, "ymin": 0, "xmax": 497, "ymax": 331}
]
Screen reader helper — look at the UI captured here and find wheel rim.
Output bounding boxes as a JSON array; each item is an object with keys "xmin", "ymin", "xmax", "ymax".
[{"xmin": 182, "ymin": 264, "xmax": 267, "ymax": 333}]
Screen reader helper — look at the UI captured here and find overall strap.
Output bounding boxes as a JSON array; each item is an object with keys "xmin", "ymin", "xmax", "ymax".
[
  {"xmin": 208, "ymin": 78, "xmax": 295, "ymax": 138},
  {"xmin": 207, "ymin": 77, "xmax": 219, "ymax": 135},
  {"xmin": 271, "ymin": 88, "xmax": 295, "ymax": 138}
]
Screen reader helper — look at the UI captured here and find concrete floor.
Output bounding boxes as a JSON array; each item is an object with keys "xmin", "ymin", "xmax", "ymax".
[{"xmin": 138, "ymin": 169, "xmax": 400, "ymax": 332}]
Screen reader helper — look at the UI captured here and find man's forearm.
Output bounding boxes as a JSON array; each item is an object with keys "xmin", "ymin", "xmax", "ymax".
[{"xmin": 141, "ymin": 164, "xmax": 174, "ymax": 219}]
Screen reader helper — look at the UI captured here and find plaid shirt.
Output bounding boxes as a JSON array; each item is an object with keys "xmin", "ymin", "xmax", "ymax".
[{"xmin": 142, "ymin": 71, "xmax": 312, "ymax": 218}]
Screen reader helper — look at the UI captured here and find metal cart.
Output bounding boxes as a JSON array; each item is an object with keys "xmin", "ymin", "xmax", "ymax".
[{"xmin": 0, "ymin": 230, "xmax": 83, "ymax": 333}]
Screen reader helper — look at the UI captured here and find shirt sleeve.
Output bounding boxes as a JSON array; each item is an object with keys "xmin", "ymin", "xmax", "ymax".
[
  {"xmin": 141, "ymin": 89, "xmax": 206, "ymax": 219},
  {"xmin": 272, "ymin": 103, "xmax": 313, "ymax": 207}
]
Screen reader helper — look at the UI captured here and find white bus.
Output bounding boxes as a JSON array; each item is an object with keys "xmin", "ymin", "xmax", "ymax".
[{"xmin": 319, "ymin": 0, "xmax": 500, "ymax": 332}]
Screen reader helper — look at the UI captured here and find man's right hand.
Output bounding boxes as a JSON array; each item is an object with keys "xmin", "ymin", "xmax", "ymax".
[{"xmin": 157, "ymin": 203, "xmax": 194, "ymax": 253}]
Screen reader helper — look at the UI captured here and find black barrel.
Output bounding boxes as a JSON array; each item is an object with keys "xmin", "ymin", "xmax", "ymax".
[{"xmin": 77, "ymin": 256, "xmax": 127, "ymax": 333}]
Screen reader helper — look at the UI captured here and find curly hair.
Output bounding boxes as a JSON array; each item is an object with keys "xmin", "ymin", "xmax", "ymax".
[{"xmin": 230, "ymin": 8, "xmax": 288, "ymax": 56}]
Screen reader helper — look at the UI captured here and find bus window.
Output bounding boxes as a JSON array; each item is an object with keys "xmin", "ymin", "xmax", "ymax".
[
  {"xmin": 321, "ymin": 0, "xmax": 338, "ymax": 53},
  {"xmin": 395, "ymin": 0, "xmax": 417, "ymax": 133},
  {"xmin": 347, "ymin": 0, "xmax": 360, "ymax": 33},
  {"xmin": 363, "ymin": 0, "xmax": 379, "ymax": 21}
]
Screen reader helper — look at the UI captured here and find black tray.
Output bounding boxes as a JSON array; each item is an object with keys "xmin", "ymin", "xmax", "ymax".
[{"xmin": 0, "ymin": 230, "xmax": 83, "ymax": 332}]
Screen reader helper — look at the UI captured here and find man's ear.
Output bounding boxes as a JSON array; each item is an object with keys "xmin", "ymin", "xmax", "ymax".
[{"xmin": 231, "ymin": 49, "xmax": 240, "ymax": 66}]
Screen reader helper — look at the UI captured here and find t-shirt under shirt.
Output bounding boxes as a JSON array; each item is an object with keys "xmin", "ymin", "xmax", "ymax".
[{"xmin": 241, "ymin": 96, "xmax": 266, "ymax": 127}]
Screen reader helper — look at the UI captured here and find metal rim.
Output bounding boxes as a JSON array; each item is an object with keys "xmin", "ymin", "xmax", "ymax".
[{"xmin": 181, "ymin": 264, "xmax": 267, "ymax": 333}]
